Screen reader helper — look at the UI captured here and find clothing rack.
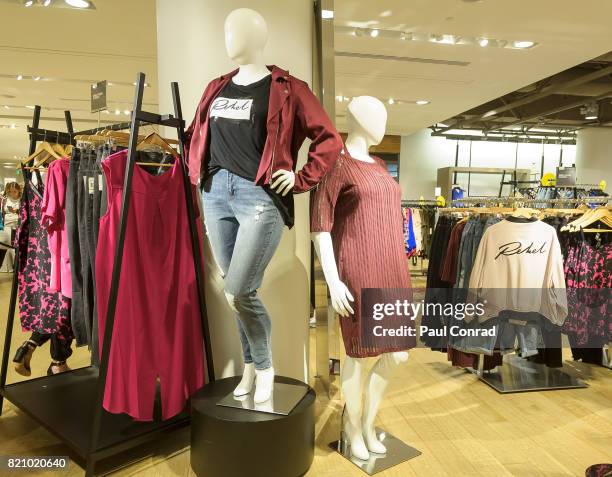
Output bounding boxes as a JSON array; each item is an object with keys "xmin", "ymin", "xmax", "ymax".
[
  {"xmin": 451, "ymin": 197, "xmax": 611, "ymax": 206},
  {"xmin": 0, "ymin": 73, "xmax": 214, "ymax": 477}
]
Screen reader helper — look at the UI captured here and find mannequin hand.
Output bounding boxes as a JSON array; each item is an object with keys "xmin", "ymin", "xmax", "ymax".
[
  {"xmin": 329, "ymin": 280, "xmax": 354, "ymax": 317},
  {"xmin": 270, "ymin": 170, "xmax": 295, "ymax": 196}
]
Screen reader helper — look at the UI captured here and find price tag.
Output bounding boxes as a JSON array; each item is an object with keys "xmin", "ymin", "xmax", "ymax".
[
  {"xmin": 98, "ymin": 174, "xmax": 104, "ymax": 191},
  {"xmin": 88, "ymin": 177, "xmax": 95, "ymax": 195}
]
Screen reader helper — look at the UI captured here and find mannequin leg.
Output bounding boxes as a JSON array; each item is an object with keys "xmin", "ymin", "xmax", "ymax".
[
  {"xmin": 341, "ymin": 356, "xmax": 369, "ymax": 461},
  {"xmin": 362, "ymin": 351, "xmax": 409, "ymax": 453}
]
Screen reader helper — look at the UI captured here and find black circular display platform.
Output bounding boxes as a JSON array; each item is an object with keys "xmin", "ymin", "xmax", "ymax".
[{"xmin": 190, "ymin": 376, "xmax": 316, "ymax": 477}]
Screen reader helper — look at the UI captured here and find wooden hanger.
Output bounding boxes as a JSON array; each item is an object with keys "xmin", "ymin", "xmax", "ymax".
[
  {"xmin": 561, "ymin": 207, "xmax": 612, "ymax": 232},
  {"xmin": 21, "ymin": 141, "xmax": 62, "ymax": 166}
]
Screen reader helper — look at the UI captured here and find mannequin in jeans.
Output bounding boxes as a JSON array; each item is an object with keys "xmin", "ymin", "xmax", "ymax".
[
  {"xmin": 204, "ymin": 8, "xmax": 295, "ymax": 404},
  {"xmin": 312, "ymin": 97, "xmax": 409, "ymax": 460}
]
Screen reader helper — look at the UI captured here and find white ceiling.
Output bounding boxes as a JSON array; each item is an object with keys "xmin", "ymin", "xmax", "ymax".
[
  {"xmin": 0, "ymin": 0, "xmax": 158, "ymax": 168},
  {"xmin": 1, "ymin": 0, "xmax": 612, "ymax": 171},
  {"xmin": 334, "ymin": 0, "xmax": 612, "ymax": 135}
]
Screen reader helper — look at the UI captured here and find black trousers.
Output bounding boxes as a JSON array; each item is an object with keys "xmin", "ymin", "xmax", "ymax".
[{"xmin": 30, "ymin": 331, "xmax": 73, "ymax": 362}]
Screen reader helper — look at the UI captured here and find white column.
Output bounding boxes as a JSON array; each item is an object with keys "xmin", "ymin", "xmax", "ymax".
[
  {"xmin": 155, "ymin": 0, "xmax": 314, "ymax": 381},
  {"xmin": 575, "ymin": 128, "xmax": 612, "ymax": 188}
]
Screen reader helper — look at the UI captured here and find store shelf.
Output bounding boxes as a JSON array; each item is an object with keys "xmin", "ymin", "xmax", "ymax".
[{"xmin": 0, "ymin": 367, "xmax": 189, "ymax": 463}]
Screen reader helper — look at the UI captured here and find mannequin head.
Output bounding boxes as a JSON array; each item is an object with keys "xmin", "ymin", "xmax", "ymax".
[
  {"xmin": 224, "ymin": 8, "xmax": 268, "ymax": 65},
  {"xmin": 346, "ymin": 96, "xmax": 387, "ymax": 148}
]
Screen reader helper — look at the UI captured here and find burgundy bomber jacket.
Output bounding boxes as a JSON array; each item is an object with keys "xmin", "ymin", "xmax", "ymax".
[{"xmin": 185, "ymin": 65, "xmax": 342, "ymax": 193}]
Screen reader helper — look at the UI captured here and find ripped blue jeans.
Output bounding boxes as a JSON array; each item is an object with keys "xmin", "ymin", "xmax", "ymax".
[{"xmin": 201, "ymin": 169, "xmax": 284, "ymax": 370}]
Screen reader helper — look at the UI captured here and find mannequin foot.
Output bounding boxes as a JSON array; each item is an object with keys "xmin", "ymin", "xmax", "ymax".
[
  {"xmin": 344, "ymin": 419, "xmax": 370, "ymax": 461},
  {"xmin": 254, "ymin": 367, "xmax": 274, "ymax": 403},
  {"xmin": 233, "ymin": 362, "xmax": 256, "ymax": 397},
  {"xmin": 363, "ymin": 424, "xmax": 387, "ymax": 454}
]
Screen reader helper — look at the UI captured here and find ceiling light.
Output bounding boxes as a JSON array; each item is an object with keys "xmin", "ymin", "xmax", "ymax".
[
  {"xmin": 43, "ymin": 0, "xmax": 51, "ymax": 6},
  {"xmin": 16, "ymin": 75, "xmax": 23, "ymax": 81},
  {"xmin": 25, "ymin": 105, "xmax": 35, "ymax": 109},
  {"xmin": 431, "ymin": 34, "xmax": 457, "ymax": 45},
  {"xmin": 115, "ymin": 109, "xmax": 120, "ymax": 115},
  {"xmin": 343, "ymin": 96, "xmax": 351, "ymax": 102},
  {"xmin": 124, "ymin": 110, "xmax": 130, "ymax": 116},
  {"xmin": 582, "ymin": 102, "xmax": 599, "ymax": 120},
  {"xmin": 416, "ymin": 100, "xmax": 430, "ymax": 105},
  {"xmin": 370, "ymin": 29, "xmax": 379, "ymax": 38},
  {"xmin": 13, "ymin": 156, "xmax": 17, "ymax": 159},
  {"xmin": 24, "ymin": 0, "xmax": 34, "ymax": 6},
  {"xmin": 32, "ymin": 76, "xmax": 41, "ymax": 81},
  {"xmin": 102, "ymin": 109, "xmax": 109, "ymax": 114},
  {"xmin": 3, "ymin": 105, "xmax": 9, "ymax": 109},
  {"xmin": 350, "ymin": 29, "xmax": 357, "ymax": 36},
  {"xmin": 335, "ymin": 95, "xmax": 343, "ymax": 102},
  {"xmin": 513, "ymin": 40, "xmax": 535, "ymax": 49},
  {"xmin": 388, "ymin": 98, "xmax": 395, "ymax": 105},
  {"xmin": 380, "ymin": 10, "xmax": 392, "ymax": 17},
  {"xmin": 321, "ymin": 9, "xmax": 334, "ymax": 19},
  {"xmin": 10, "ymin": 124, "xmax": 16, "ymax": 129},
  {"xmin": 479, "ymin": 38, "xmax": 489, "ymax": 47},
  {"xmin": 65, "ymin": 0, "xmax": 90, "ymax": 7}
]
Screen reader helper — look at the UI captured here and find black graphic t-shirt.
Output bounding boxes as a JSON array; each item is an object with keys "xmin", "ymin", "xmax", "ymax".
[
  {"xmin": 207, "ymin": 75, "xmax": 294, "ymax": 227},
  {"xmin": 208, "ymin": 75, "xmax": 272, "ymax": 181}
]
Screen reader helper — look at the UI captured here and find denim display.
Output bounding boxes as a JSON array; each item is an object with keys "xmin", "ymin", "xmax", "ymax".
[{"xmin": 201, "ymin": 169, "xmax": 284, "ymax": 370}]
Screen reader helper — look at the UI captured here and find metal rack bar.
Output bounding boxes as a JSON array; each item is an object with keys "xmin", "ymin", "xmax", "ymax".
[
  {"xmin": 0, "ymin": 75, "xmax": 213, "ymax": 477},
  {"xmin": 0, "ymin": 105, "xmax": 41, "ymax": 417}
]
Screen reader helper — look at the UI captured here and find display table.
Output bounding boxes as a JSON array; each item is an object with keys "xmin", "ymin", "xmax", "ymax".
[{"xmin": 190, "ymin": 375, "xmax": 315, "ymax": 477}]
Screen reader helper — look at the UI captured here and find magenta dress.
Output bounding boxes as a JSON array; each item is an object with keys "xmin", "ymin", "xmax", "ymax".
[
  {"xmin": 311, "ymin": 152, "xmax": 414, "ymax": 357},
  {"xmin": 42, "ymin": 158, "xmax": 72, "ymax": 298},
  {"xmin": 96, "ymin": 150, "xmax": 206, "ymax": 421}
]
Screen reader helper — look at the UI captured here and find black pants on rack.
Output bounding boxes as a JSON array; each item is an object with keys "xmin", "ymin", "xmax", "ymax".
[
  {"xmin": 30, "ymin": 331, "xmax": 73, "ymax": 362},
  {"xmin": 66, "ymin": 148, "xmax": 88, "ymax": 346}
]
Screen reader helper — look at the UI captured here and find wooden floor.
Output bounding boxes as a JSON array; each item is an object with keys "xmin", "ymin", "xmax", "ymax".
[{"xmin": 0, "ymin": 270, "xmax": 611, "ymax": 476}]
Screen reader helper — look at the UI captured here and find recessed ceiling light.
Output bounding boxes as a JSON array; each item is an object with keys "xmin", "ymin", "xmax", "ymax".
[
  {"xmin": 124, "ymin": 110, "xmax": 130, "ymax": 115},
  {"xmin": 25, "ymin": 105, "xmax": 35, "ymax": 109},
  {"xmin": 380, "ymin": 10, "xmax": 392, "ymax": 17},
  {"xmin": 33, "ymin": 76, "xmax": 41, "ymax": 81},
  {"xmin": 321, "ymin": 9, "xmax": 334, "ymax": 19},
  {"xmin": 416, "ymin": 100, "xmax": 430, "ymax": 105},
  {"xmin": 4, "ymin": 105, "xmax": 9, "ymax": 109},
  {"xmin": 24, "ymin": 0, "xmax": 34, "ymax": 6},
  {"xmin": 43, "ymin": 0, "xmax": 52, "ymax": 6},
  {"xmin": 102, "ymin": 110, "xmax": 110, "ymax": 114},
  {"xmin": 10, "ymin": 124, "xmax": 16, "ymax": 129},
  {"xmin": 65, "ymin": 0, "xmax": 90, "ymax": 8},
  {"xmin": 479, "ymin": 38, "xmax": 489, "ymax": 47},
  {"xmin": 513, "ymin": 40, "xmax": 535, "ymax": 49},
  {"xmin": 115, "ymin": 109, "xmax": 120, "ymax": 115},
  {"xmin": 370, "ymin": 29, "xmax": 379, "ymax": 38},
  {"xmin": 16, "ymin": 75, "xmax": 23, "ymax": 81},
  {"xmin": 388, "ymin": 98, "xmax": 395, "ymax": 105},
  {"xmin": 585, "ymin": 114, "xmax": 598, "ymax": 120}
]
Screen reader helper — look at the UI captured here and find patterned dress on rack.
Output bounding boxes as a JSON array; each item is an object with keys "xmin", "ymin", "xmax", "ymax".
[{"xmin": 14, "ymin": 179, "xmax": 72, "ymax": 338}]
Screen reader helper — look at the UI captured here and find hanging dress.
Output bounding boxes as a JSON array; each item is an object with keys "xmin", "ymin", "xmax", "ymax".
[
  {"xmin": 96, "ymin": 150, "xmax": 206, "ymax": 421},
  {"xmin": 14, "ymin": 176, "xmax": 72, "ymax": 339}
]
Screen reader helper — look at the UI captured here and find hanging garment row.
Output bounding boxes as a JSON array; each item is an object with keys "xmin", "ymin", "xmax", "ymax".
[
  {"xmin": 11, "ymin": 128, "xmax": 207, "ymax": 421},
  {"xmin": 423, "ymin": 204, "xmax": 611, "ymax": 370},
  {"xmin": 401, "ymin": 204, "xmax": 436, "ymax": 258}
]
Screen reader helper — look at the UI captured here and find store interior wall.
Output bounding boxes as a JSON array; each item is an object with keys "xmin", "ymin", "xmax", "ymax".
[
  {"xmin": 155, "ymin": 0, "xmax": 313, "ymax": 382},
  {"xmin": 575, "ymin": 128, "xmax": 612, "ymax": 188},
  {"xmin": 399, "ymin": 129, "xmax": 577, "ymax": 199}
]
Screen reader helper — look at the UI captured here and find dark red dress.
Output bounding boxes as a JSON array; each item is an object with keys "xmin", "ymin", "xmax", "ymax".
[{"xmin": 311, "ymin": 153, "xmax": 414, "ymax": 357}]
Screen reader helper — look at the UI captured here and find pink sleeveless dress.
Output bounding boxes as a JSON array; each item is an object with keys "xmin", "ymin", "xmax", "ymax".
[{"xmin": 96, "ymin": 150, "xmax": 206, "ymax": 421}]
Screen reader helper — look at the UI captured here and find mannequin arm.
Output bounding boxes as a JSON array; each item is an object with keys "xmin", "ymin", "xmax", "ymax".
[{"xmin": 311, "ymin": 232, "xmax": 354, "ymax": 317}]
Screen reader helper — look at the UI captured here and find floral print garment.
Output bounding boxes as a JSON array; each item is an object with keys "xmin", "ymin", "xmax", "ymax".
[{"xmin": 14, "ymin": 180, "xmax": 72, "ymax": 338}]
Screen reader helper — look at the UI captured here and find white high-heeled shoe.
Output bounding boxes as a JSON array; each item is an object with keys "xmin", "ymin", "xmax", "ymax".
[
  {"xmin": 254, "ymin": 367, "xmax": 275, "ymax": 403},
  {"xmin": 233, "ymin": 363, "xmax": 256, "ymax": 397}
]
